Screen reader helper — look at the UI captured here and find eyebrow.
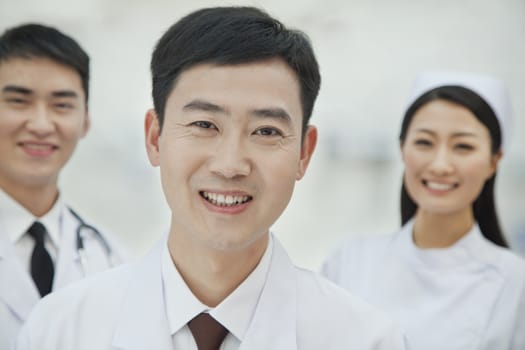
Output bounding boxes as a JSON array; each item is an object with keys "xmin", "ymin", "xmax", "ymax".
[
  {"xmin": 2, "ymin": 85, "xmax": 33, "ymax": 95},
  {"xmin": 51, "ymin": 90, "xmax": 79, "ymax": 99},
  {"xmin": 251, "ymin": 107, "xmax": 292, "ymax": 124},
  {"xmin": 183, "ymin": 100, "xmax": 227, "ymax": 114},
  {"xmin": 414, "ymin": 128, "xmax": 479, "ymax": 138},
  {"xmin": 183, "ymin": 99, "xmax": 292, "ymax": 124},
  {"xmin": 2, "ymin": 85, "xmax": 79, "ymax": 99}
]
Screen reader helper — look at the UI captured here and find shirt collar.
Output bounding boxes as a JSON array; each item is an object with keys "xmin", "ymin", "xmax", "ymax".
[
  {"xmin": 0, "ymin": 189, "xmax": 64, "ymax": 247},
  {"xmin": 161, "ymin": 235, "xmax": 274, "ymax": 342},
  {"xmin": 400, "ymin": 219, "xmax": 490, "ymax": 268}
]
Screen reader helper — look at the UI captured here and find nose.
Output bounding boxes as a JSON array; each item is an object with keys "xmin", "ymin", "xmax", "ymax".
[
  {"xmin": 25, "ymin": 104, "xmax": 55, "ymax": 136},
  {"xmin": 428, "ymin": 146, "xmax": 454, "ymax": 176},
  {"xmin": 208, "ymin": 135, "xmax": 251, "ymax": 179}
]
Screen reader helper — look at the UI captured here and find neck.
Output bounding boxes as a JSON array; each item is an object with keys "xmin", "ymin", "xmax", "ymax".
[
  {"xmin": 167, "ymin": 229, "xmax": 269, "ymax": 307},
  {"xmin": 0, "ymin": 180, "xmax": 59, "ymax": 217},
  {"xmin": 412, "ymin": 208, "xmax": 474, "ymax": 248}
]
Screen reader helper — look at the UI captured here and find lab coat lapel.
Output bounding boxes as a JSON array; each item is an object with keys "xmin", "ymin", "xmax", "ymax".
[
  {"xmin": 240, "ymin": 237, "xmax": 298, "ymax": 350},
  {"xmin": 0, "ymin": 233, "xmax": 39, "ymax": 322},
  {"xmin": 53, "ymin": 208, "xmax": 83, "ymax": 289},
  {"xmin": 112, "ymin": 238, "xmax": 172, "ymax": 350}
]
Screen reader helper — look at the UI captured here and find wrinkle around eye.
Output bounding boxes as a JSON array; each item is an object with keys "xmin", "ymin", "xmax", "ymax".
[{"xmin": 275, "ymin": 134, "xmax": 300, "ymax": 151}]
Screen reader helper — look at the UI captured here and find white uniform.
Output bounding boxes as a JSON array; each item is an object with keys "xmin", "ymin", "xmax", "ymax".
[
  {"xmin": 0, "ymin": 191, "xmax": 125, "ymax": 350},
  {"xmin": 321, "ymin": 220, "xmax": 525, "ymax": 350},
  {"xmin": 15, "ymin": 235, "xmax": 406, "ymax": 350}
]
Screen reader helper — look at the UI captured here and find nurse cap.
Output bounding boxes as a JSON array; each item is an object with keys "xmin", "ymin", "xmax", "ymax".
[{"xmin": 406, "ymin": 70, "xmax": 512, "ymax": 148}]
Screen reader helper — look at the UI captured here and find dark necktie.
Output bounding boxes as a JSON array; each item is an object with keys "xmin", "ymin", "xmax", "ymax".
[
  {"xmin": 188, "ymin": 313, "xmax": 228, "ymax": 350},
  {"xmin": 27, "ymin": 221, "xmax": 54, "ymax": 297}
]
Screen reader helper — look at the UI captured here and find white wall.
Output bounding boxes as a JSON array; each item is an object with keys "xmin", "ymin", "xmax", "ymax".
[{"xmin": 1, "ymin": 0, "xmax": 524, "ymax": 268}]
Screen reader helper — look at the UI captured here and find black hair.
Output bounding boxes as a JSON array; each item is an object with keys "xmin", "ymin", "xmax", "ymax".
[
  {"xmin": 151, "ymin": 6, "xmax": 320, "ymax": 136},
  {"xmin": 399, "ymin": 85, "xmax": 508, "ymax": 247},
  {"xmin": 0, "ymin": 23, "xmax": 90, "ymax": 104}
]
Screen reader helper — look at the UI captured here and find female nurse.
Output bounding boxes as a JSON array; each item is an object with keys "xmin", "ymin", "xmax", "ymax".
[{"xmin": 321, "ymin": 71, "xmax": 525, "ymax": 350}]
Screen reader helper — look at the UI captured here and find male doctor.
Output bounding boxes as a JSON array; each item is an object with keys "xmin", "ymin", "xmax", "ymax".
[
  {"xmin": 16, "ymin": 7, "xmax": 405, "ymax": 350},
  {"xmin": 0, "ymin": 24, "xmax": 124, "ymax": 349}
]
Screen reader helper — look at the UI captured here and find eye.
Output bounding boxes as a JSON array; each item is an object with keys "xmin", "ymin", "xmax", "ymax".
[
  {"xmin": 254, "ymin": 127, "xmax": 283, "ymax": 137},
  {"xmin": 414, "ymin": 139, "xmax": 432, "ymax": 147},
  {"xmin": 455, "ymin": 143, "xmax": 474, "ymax": 151},
  {"xmin": 6, "ymin": 97, "xmax": 28, "ymax": 105},
  {"xmin": 54, "ymin": 103, "xmax": 74, "ymax": 110},
  {"xmin": 190, "ymin": 120, "xmax": 217, "ymax": 130}
]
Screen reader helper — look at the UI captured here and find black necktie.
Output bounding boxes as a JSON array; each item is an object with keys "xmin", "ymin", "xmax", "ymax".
[
  {"xmin": 27, "ymin": 221, "xmax": 54, "ymax": 297},
  {"xmin": 188, "ymin": 313, "xmax": 228, "ymax": 350}
]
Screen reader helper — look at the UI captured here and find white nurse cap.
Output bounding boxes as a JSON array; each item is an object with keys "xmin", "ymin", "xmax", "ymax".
[{"xmin": 406, "ymin": 71, "xmax": 512, "ymax": 148}]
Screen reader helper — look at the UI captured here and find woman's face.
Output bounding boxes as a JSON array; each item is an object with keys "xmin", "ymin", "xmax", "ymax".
[{"xmin": 401, "ymin": 99, "xmax": 501, "ymax": 217}]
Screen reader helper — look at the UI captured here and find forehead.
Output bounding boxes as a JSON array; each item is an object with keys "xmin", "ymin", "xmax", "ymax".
[
  {"xmin": 409, "ymin": 99, "xmax": 489, "ymax": 135},
  {"xmin": 166, "ymin": 58, "xmax": 302, "ymax": 119},
  {"xmin": 0, "ymin": 56, "xmax": 84, "ymax": 97}
]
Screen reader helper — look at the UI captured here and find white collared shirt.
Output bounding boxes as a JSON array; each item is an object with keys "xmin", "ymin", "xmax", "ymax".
[
  {"xmin": 0, "ymin": 189, "xmax": 63, "ymax": 272},
  {"xmin": 161, "ymin": 235, "xmax": 273, "ymax": 350}
]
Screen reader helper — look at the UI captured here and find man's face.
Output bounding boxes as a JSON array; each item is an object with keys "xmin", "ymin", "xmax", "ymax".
[
  {"xmin": 145, "ymin": 58, "xmax": 317, "ymax": 252},
  {"xmin": 0, "ymin": 57, "xmax": 89, "ymax": 193}
]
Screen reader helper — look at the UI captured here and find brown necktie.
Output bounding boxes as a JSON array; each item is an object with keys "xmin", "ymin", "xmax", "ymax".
[{"xmin": 188, "ymin": 313, "xmax": 228, "ymax": 350}]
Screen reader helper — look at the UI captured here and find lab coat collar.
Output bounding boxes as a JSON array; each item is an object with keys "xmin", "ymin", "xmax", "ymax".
[
  {"xmin": 400, "ymin": 219, "xmax": 499, "ymax": 269},
  {"xmin": 51, "ymin": 207, "xmax": 84, "ymax": 288},
  {"xmin": 112, "ymin": 236, "xmax": 172, "ymax": 350},
  {"xmin": 0, "ymin": 231, "xmax": 40, "ymax": 321},
  {"xmin": 239, "ymin": 234, "xmax": 297, "ymax": 349},
  {"xmin": 111, "ymin": 233, "xmax": 298, "ymax": 350}
]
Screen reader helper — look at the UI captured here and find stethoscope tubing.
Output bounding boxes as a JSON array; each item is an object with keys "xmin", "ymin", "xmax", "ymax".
[{"xmin": 67, "ymin": 207, "xmax": 114, "ymax": 273}]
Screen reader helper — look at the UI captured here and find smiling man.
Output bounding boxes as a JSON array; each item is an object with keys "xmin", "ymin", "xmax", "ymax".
[
  {"xmin": 0, "ymin": 23, "xmax": 125, "ymax": 349},
  {"xmin": 15, "ymin": 7, "xmax": 405, "ymax": 350}
]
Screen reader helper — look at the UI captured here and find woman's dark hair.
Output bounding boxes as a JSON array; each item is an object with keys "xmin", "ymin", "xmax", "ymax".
[{"xmin": 399, "ymin": 85, "xmax": 508, "ymax": 248}]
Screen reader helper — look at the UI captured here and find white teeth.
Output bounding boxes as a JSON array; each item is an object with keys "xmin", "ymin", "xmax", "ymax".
[
  {"xmin": 426, "ymin": 181, "xmax": 454, "ymax": 191},
  {"xmin": 201, "ymin": 192, "xmax": 250, "ymax": 207}
]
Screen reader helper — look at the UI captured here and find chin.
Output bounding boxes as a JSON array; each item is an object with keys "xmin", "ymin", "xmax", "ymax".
[{"xmin": 206, "ymin": 231, "xmax": 267, "ymax": 252}]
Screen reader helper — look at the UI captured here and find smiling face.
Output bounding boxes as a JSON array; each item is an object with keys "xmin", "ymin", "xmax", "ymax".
[
  {"xmin": 0, "ymin": 57, "xmax": 89, "ymax": 195},
  {"xmin": 401, "ymin": 99, "xmax": 500, "ymax": 218},
  {"xmin": 145, "ymin": 58, "xmax": 317, "ymax": 252}
]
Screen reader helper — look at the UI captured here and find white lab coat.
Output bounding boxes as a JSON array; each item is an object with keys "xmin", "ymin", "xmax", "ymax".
[
  {"xmin": 321, "ymin": 221, "xmax": 525, "ymax": 350},
  {"xmin": 15, "ymin": 235, "xmax": 406, "ymax": 350},
  {"xmin": 0, "ymin": 207, "xmax": 124, "ymax": 350}
]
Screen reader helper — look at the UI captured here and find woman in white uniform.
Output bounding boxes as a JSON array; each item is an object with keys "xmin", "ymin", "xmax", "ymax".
[
  {"xmin": 0, "ymin": 23, "xmax": 124, "ymax": 350},
  {"xmin": 322, "ymin": 71, "xmax": 525, "ymax": 350}
]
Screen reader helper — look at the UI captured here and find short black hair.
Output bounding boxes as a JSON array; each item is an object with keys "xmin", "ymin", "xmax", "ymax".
[
  {"xmin": 399, "ymin": 86, "xmax": 508, "ymax": 247},
  {"xmin": 0, "ymin": 23, "xmax": 90, "ymax": 104},
  {"xmin": 151, "ymin": 6, "xmax": 320, "ymax": 136}
]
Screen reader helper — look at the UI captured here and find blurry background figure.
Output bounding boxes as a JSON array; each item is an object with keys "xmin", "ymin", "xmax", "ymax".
[
  {"xmin": 0, "ymin": 23, "xmax": 126, "ymax": 350},
  {"xmin": 321, "ymin": 71, "xmax": 525, "ymax": 349},
  {"xmin": 0, "ymin": 0, "xmax": 523, "ymax": 268}
]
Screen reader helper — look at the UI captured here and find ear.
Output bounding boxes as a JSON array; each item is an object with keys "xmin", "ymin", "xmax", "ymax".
[
  {"xmin": 399, "ymin": 140, "xmax": 406, "ymax": 160},
  {"xmin": 488, "ymin": 149, "xmax": 503, "ymax": 178},
  {"xmin": 296, "ymin": 125, "xmax": 317, "ymax": 180},
  {"xmin": 80, "ymin": 111, "xmax": 90, "ymax": 138},
  {"xmin": 145, "ymin": 109, "xmax": 161, "ymax": 167}
]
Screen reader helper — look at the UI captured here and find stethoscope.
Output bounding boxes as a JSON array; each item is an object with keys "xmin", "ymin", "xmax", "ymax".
[{"xmin": 68, "ymin": 207, "xmax": 114, "ymax": 275}]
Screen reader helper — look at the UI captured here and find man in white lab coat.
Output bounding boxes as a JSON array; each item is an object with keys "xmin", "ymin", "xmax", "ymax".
[
  {"xmin": 0, "ymin": 24, "xmax": 124, "ymax": 349},
  {"xmin": 15, "ymin": 7, "xmax": 406, "ymax": 350}
]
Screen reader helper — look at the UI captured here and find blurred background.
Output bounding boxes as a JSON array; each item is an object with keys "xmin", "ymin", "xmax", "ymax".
[{"xmin": 1, "ymin": 0, "xmax": 524, "ymax": 269}]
